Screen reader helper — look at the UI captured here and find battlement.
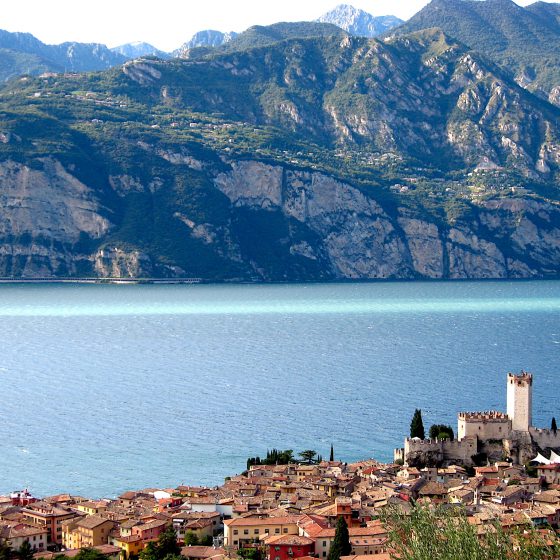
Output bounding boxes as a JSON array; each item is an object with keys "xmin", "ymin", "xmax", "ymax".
[
  {"xmin": 459, "ymin": 411, "xmax": 509, "ymax": 422},
  {"xmin": 508, "ymin": 371, "xmax": 533, "ymax": 386}
]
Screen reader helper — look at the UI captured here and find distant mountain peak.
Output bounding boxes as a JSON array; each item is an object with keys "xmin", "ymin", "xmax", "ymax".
[
  {"xmin": 111, "ymin": 42, "xmax": 169, "ymax": 59},
  {"xmin": 174, "ymin": 30, "xmax": 238, "ymax": 57},
  {"xmin": 317, "ymin": 4, "xmax": 403, "ymax": 37}
]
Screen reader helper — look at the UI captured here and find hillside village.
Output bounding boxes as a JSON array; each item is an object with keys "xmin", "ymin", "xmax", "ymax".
[
  {"xmin": 2, "ymin": 374, "xmax": 560, "ymax": 559},
  {"xmin": 2, "ymin": 450, "xmax": 560, "ymax": 560}
]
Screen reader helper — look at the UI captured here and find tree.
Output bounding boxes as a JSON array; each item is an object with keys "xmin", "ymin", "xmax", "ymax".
[
  {"xmin": 74, "ymin": 550, "xmax": 110, "ymax": 560},
  {"xmin": 410, "ymin": 409, "xmax": 425, "ymax": 440},
  {"xmin": 330, "ymin": 443, "xmax": 334, "ymax": 462},
  {"xmin": 552, "ymin": 417, "xmax": 557, "ymax": 435},
  {"xmin": 17, "ymin": 542, "xmax": 33, "ymax": 560},
  {"xmin": 237, "ymin": 548, "xmax": 261, "ymax": 560},
  {"xmin": 327, "ymin": 516, "xmax": 351, "ymax": 560},
  {"xmin": 382, "ymin": 503, "xmax": 560, "ymax": 559},
  {"xmin": 139, "ymin": 542, "xmax": 158, "ymax": 560},
  {"xmin": 157, "ymin": 525, "xmax": 181, "ymax": 558},
  {"xmin": 140, "ymin": 528, "xmax": 180, "ymax": 560},
  {"xmin": 0, "ymin": 542, "xmax": 12, "ymax": 560},
  {"xmin": 183, "ymin": 532, "xmax": 199, "ymax": 546},
  {"xmin": 429, "ymin": 424, "xmax": 454, "ymax": 441},
  {"xmin": 200, "ymin": 535, "xmax": 214, "ymax": 546},
  {"xmin": 299, "ymin": 450, "xmax": 317, "ymax": 464}
]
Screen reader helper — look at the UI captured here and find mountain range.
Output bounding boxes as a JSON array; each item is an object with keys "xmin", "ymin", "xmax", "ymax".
[
  {"xmin": 0, "ymin": 2, "xmax": 558, "ymax": 280},
  {"xmin": 392, "ymin": 0, "xmax": 560, "ymax": 104},
  {"xmin": 0, "ymin": 4, "xmax": 404, "ymax": 81}
]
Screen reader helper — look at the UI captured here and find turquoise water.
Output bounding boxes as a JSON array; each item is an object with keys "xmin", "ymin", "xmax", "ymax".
[{"xmin": 0, "ymin": 280, "xmax": 558, "ymax": 497}]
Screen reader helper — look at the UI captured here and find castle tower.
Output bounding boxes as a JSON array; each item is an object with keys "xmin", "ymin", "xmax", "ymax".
[{"xmin": 507, "ymin": 372, "xmax": 533, "ymax": 432}]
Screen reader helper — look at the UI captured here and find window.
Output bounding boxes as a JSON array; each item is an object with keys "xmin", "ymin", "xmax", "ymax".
[
  {"xmin": 275, "ymin": 529, "xmax": 280, "ymax": 534},
  {"xmin": 323, "ymin": 553, "xmax": 326, "ymax": 557},
  {"xmin": 264, "ymin": 529, "xmax": 269, "ymax": 534},
  {"xmin": 244, "ymin": 530, "xmax": 249, "ymax": 535},
  {"xmin": 254, "ymin": 529, "xmax": 259, "ymax": 535},
  {"xmin": 234, "ymin": 530, "xmax": 238, "ymax": 535},
  {"xmin": 234, "ymin": 541, "xmax": 238, "ymax": 546},
  {"xmin": 283, "ymin": 528, "xmax": 288, "ymax": 534},
  {"xmin": 323, "ymin": 541, "xmax": 327, "ymax": 547}
]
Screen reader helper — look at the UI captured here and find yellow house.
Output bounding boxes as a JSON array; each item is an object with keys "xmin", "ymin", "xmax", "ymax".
[
  {"xmin": 62, "ymin": 515, "xmax": 115, "ymax": 549},
  {"xmin": 224, "ymin": 516, "xmax": 301, "ymax": 548},
  {"xmin": 111, "ymin": 534, "xmax": 145, "ymax": 559},
  {"xmin": 75, "ymin": 502, "xmax": 109, "ymax": 516}
]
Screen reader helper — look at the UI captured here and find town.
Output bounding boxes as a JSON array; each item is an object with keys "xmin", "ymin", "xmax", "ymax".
[{"xmin": 1, "ymin": 373, "xmax": 560, "ymax": 560}]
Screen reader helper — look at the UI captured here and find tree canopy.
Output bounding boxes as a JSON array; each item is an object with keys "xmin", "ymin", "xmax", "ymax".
[
  {"xmin": 327, "ymin": 516, "xmax": 351, "ymax": 560},
  {"xmin": 139, "ymin": 525, "xmax": 180, "ymax": 560},
  {"xmin": 299, "ymin": 450, "xmax": 318, "ymax": 464},
  {"xmin": 410, "ymin": 409, "xmax": 425, "ymax": 440},
  {"xmin": 382, "ymin": 504, "xmax": 560, "ymax": 560},
  {"xmin": 429, "ymin": 424, "xmax": 454, "ymax": 441}
]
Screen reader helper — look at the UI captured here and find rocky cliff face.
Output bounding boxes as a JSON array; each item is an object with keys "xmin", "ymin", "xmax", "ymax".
[
  {"xmin": 0, "ymin": 156, "xmax": 557, "ymax": 280},
  {"xmin": 0, "ymin": 158, "xmax": 111, "ymax": 276},
  {"xmin": 213, "ymin": 160, "xmax": 560, "ymax": 280}
]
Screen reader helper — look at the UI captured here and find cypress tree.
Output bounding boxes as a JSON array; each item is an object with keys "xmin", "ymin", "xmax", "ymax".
[
  {"xmin": 552, "ymin": 417, "xmax": 557, "ymax": 435},
  {"xmin": 330, "ymin": 443, "xmax": 334, "ymax": 462},
  {"xmin": 328, "ymin": 516, "xmax": 351, "ymax": 560},
  {"xmin": 410, "ymin": 409, "xmax": 426, "ymax": 440}
]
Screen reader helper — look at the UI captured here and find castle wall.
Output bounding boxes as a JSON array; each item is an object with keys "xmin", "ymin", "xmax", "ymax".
[
  {"xmin": 529, "ymin": 428, "xmax": 560, "ymax": 450},
  {"xmin": 458, "ymin": 414, "xmax": 511, "ymax": 440},
  {"xmin": 441, "ymin": 437, "xmax": 478, "ymax": 465},
  {"xmin": 403, "ymin": 438, "xmax": 444, "ymax": 467}
]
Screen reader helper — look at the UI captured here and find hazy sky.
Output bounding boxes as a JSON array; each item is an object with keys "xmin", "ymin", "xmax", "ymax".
[{"xmin": 3, "ymin": 0, "xmax": 536, "ymax": 52}]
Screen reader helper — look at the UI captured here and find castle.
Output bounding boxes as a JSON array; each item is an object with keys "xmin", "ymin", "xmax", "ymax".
[{"xmin": 394, "ymin": 372, "xmax": 560, "ymax": 467}]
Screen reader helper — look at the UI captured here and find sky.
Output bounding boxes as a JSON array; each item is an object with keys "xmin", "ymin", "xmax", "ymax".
[{"xmin": 2, "ymin": 0, "xmax": 536, "ymax": 52}]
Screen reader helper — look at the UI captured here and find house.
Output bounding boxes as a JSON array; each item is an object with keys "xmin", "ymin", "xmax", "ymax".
[
  {"xmin": 537, "ymin": 465, "xmax": 560, "ymax": 485},
  {"xmin": 180, "ymin": 545, "xmax": 226, "ymax": 560},
  {"xmin": 0, "ymin": 522, "xmax": 48, "ymax": 551},
  {"xmin": 21, "ymin": 502, "xmax": 79, "ymax": 546},
  {"xmin": 62, "ymin": 515, "xmax": 115, "ymax": 549},
  {"xmin": 173, "ymin": 511, "xmax": 221, "ymax": 540},
  {"xmin": 131, "ymin": 519, "xmax": 168, "ymax": 541},
  {"xmin": 264, "ymin": 534, "xmax": 314, "ymax": 560},
  {"xmin": 111, "ymin": 534, "xmax": 145, "ymax": 558},
  {"xmin": 74, "ymin": 502, "xmax": 109, "ymax": 516},
  {"xmin": 223, "ymin": 516, "xmax": 301, "ymax": 548}
]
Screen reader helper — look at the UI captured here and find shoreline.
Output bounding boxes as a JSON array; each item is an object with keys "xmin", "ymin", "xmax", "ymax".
[{"xmin": 0, "ymin": 276, "xmax": 559, "ymax": 286}]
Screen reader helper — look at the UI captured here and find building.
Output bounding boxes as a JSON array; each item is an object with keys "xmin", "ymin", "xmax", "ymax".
[
  {"xmin": 21, "ymin": 502, "xmax": 79, "ymax": 546},
  {"xmin": 395, "ymin": 372, "xmax": 560, "ymax": 467},
  {"xmin": 223, "ymin": 516, "xmax": 301, "ymax": 548},
  {"xmin": 264, "ymin": 534, "xmax": 314, "ymax": 560},
  {"xmin": 0, "ymin": 523, "xmax": 48, "ymax": 551},
  {"xmin": 61, "ymin": 516, "xmax": 115, "ymax": 549}
]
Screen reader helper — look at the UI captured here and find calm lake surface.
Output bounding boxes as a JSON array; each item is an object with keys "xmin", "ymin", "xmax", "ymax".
[{"xmin": 0, "ymin": 280, "xmax": 559, "ymax": 498}]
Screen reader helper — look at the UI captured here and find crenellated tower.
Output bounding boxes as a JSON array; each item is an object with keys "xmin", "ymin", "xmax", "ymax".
[{"xmin": 507, "ymin": 371, "xmax": 532, "ymax": 432}]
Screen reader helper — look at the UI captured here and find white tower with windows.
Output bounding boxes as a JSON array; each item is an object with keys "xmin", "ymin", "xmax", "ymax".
[{"xmin": 507, "ymin": 371, "xmax": 533, "ymax": 432}]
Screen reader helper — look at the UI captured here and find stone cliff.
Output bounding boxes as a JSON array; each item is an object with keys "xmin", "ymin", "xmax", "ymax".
[{"xmin": 0, "ymin": 157, "xmax": 557, "ymax": 280}]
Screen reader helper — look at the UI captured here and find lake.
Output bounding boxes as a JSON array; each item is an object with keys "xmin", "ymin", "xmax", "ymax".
[{"xmin": 0, "ymin": 280, "xmax": 558, "ymax": 498}]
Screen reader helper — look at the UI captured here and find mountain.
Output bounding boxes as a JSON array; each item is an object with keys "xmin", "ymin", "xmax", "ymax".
[
  {"xmin": 0, "ymin": 29, "xmax": 127, "ymax": 81},
  {"xmin": 526, "ymin": 1, "xmax": 560, "ymax": 31},
  {"xmin": 111, "ymin": 42, "xmax": 170, "ymax": 60},
  {"xmin": 317, "ymin": 4, "xmax": 403, "ymax": 37},
  {"xmin": 174, "ymin": 30, "xmax": 238, "ymax": 57},
  {"xmin": 177, "ymin": 22, "xmax": 348, "ymax": 59},
  {"xmin": 389, "ymin": 0, "xmax": 560, "ymax": 105},
  {"xmin": 0, "ymin": 28, "xmax": 558, "ymax": 281}
]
